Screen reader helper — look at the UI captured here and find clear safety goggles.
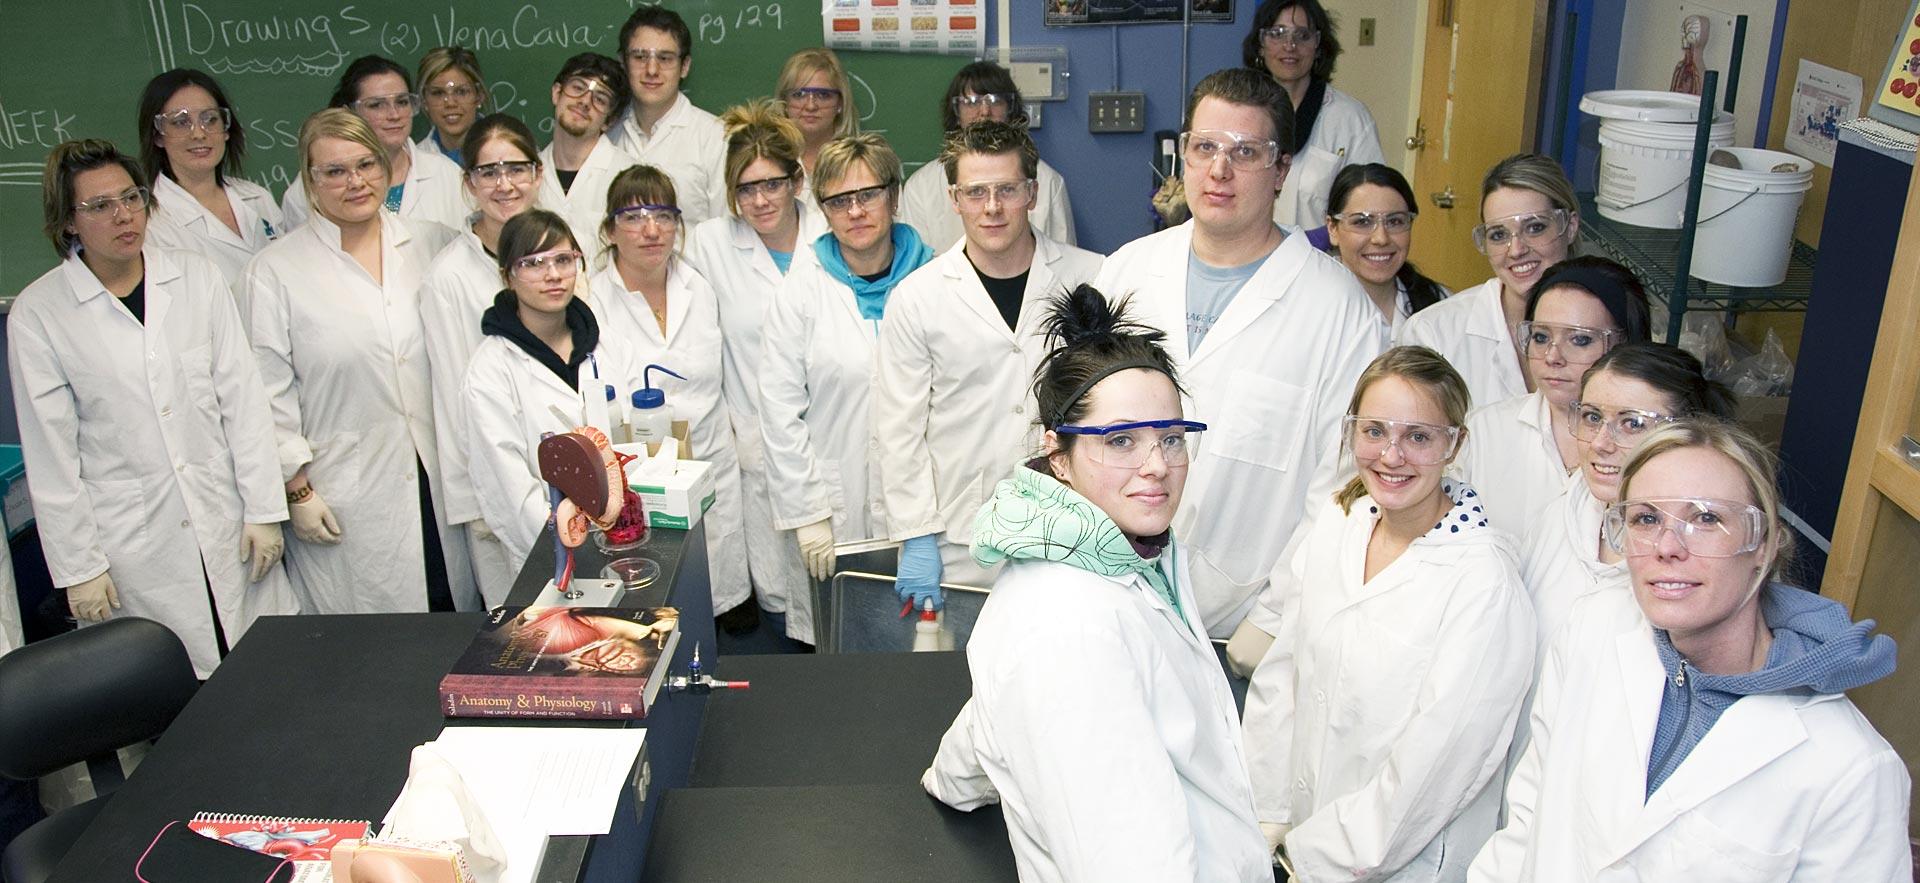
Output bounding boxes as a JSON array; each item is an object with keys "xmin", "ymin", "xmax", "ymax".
[
  {"xmin": 560, "ymin": 78, "xmax": 617, "ymax": 111},
  {"xmin": 735, "ymin": 175, "xmax": 794, "ymax": 200},
  {"xmin": 951, "ymin": 92, "xmax": 1015, "ymax": 113},
  {"xmin": 784, "ymin": 87, "xmax": 842, "ymax": 107},
  {"xmin": 611, "ymin": 204, "xmax": 683, "ymax": 230},
  {"xmin": 350, "ymin": 91, "xmax": 418, "ymax": 116},
  {"xmin": 1569, "ymin": 402, "xmax": 1676, "ymax": 446},
  {"xmin": 153, "ymin": 107, "xmax": 232, "ymax": 135},
  {"xmin": 1259, "ymin": 24, "xmax": 1321, "ymax": 46},
  {"xmin": 1331, "ymin": 210, "xmax": 1414, "ymax": 235},
  {"xmin": 74, "ymin": 186, "xmax": 150, "ymax": 219},
  {"xmin": 820, "ymin": 183, "xmax": 891, "ymax": 216},
  {"xmin": 1054, "ymin": 419, "xmax": 1208, "ymax": 470},
  {"xmin": 1472, "ymin": 208, "xmax": 1570, "ymax": 254},
  {"xmin": 1344, "ymin": 415, "xmax": 1462, "ymax": 465},
  {"xmin": 1180, "ymin": 129, "xmax": 1282, "ymax": 172},
  {"xmin": 509, "ymin": 249, "xmax": 584, "ymax": 280},
  {"xmin": 1603, "ymin": 497, "xmax": 1768, "ymax": 558},
  {"xmin": 310, "ymin": 155, "xmax": 384, "ymax": 190},
  {"xmin": 1518, "ymin": 320, "xmax": 1617, "ymax": 365},
  {"xmin": 469, "ymin": 160, "xmax": 538, "ymax": 186},
  {"xmin": 424, "ymin": 82, "xmax": 481, "ymax": 105},
  {"xmin": 948, "ymin": 179, "xmax": 1035, "ymax": 208}
]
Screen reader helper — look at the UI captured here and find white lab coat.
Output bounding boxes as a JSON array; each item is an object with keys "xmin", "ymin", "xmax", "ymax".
[
  {"xmin": 0, "ymin": 538, "xmax": 18, "ymax": 657},
  {"xmin": 1520, "ymin": 471, "xmax": 1628, "ymax": 658},
  {"xmin": 756, "ymin": 244, "xmax": 895, "ymax": 540},
  {"xmin": 463, "ymin": 331, "xmax": 635, "ymax": 569},
  {"xmin": 1272, "ymin": 144, "xmax": 1343, "ymax": 229},
  {"xmin": 922, "ymin": 549, "xmax": 1272, "ymax": 883},
  {"xmin": 685, "ymin": 209, "xmax": 827, "ymax": 638},
  {"xmin": 590, "ymin": 260, "xmax": 750, "ymax": 615},
  {"xmin": 539, "ymin": 135, "xmax": 637, "ymax": 269},
  {"xmin": 1468, "ymin": 589, "xmax": 1913, "ymax": 882},
  {"xmin": 145, "ymin": 174, "xmax": 284, "ymax": 289},
  {"xmin": 1304, "ymin": 84, "xmax": 1386, "ymax": 168},
  {"xmin": 10, "ymin": 247, "xmax": 297, "ymax": 676},
  {"xmin": 1093, "ymin": 224, "xmax": 1380, "ymax": 636},
  {"xmin": 897, "ymin": 158, "xmax": 1077, "ymax": 252},
  {"xmin": 1455, "ymin": 391, "xmax": 1569, "ymax": 532},
  {"xmin": 242, "ymin": 211, "xmax": 476, "ymax": 614},
  {"xmin": 1243, "ymin": 490, "xmax": 1534, "ymax": 882},
  {"xmin": 607, "ymin": 95, "xmax": 729, "ymax": 227},
  {"xmin": 1393, "ymin": 278, "xmax": 1527, "ymax": 410},
  {"xmin": 280, "ymin": 140, "xmax": 471, "ymax": 238},
  {"xmin": 871, "ymin": 234, "xmax": 1101, "ymax": 581}
]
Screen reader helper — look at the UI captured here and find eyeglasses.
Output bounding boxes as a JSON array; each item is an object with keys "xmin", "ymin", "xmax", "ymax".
[
  {"xmin": 951, "ymin": 93, "xmax": 1015, "ymax": 112},
  {"xmin": 1472, "ymin": 208, "xmax": 1571, "ymax": 254},
  {"xmin": 74, "ymin": 186, "xmax": 150, "ymax": 218},
  {"xmin": 424, "ymin": 82, "xmax": 481, "ymax": 104},
  {"xmin": 625, "ymin": 49, "xmax": 682, "ymax": 68},
  {"xmin": 309, "ymin": 155, "xmax": 384, "ymax": 189},
  {"xmin": 1259, "ymin": 25, "xmax": 1321, "ymax": 46},
  {"xmin": 510, "ymin": 249, "xmax": 585, "ymax": 280},
  {"xmin": 1331, "ymin": 210, "xmax": 1415, "ymax": 234},
  {"xmin": 1603, "ymin": 498, "xmax": 1768, "ymax": 558},
  {"xmin": 784, "ymin": 87, "xmax": 842, "ymax": 107},
  {"xmin": 1180, "ymin": 130, "xmax": 1282, "ymax": 172},
  {"xmin": 350, "ymin": 91, "xmax": 418, "ymax": 115},
  {"xmin": 153, "ymin": 107, "xmax": 232, "ymax": 135},
  {"xmin": 820, "ymin": 183, "xmax": 891, "ymax": 216},
  {"xmin": 1518, "ymin": 321, "xmax": 1618, "ymax": 365},
  {"xmin": 560, "ymin": 78, "xmax": 616, "ymax": 111},
  {"xmin": 1569, "ymin": 402, "xmax": 1676, "ymax": 445},
  {"xmin": 1054, "ymin": 419, "xmax": 1208, "ymax": 469},
  {"xmin": 734, "ymin": 175, "xmax": 794, "ymax": 200},
  {"xmin": 949, "ymin": 179, "xmax": 1035, "ymax": 208},
  {"xmin": 1344, "ymin": 415, "xmax": 1462, "ymax": 465},
  {"xmin": 469, "ymin": 160, "xmax": 537, "ymax": 186},
  {"xmin": 611, "ymin": 204, "xmax": 682, "ymax": 230}
]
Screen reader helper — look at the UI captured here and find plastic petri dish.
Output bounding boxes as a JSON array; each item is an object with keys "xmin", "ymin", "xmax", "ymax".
[{"xmin": 602, "ymin": 557, "xmax": 661, "ymax": 590}]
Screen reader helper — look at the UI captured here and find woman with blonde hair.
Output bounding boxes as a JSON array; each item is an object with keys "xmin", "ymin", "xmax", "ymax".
[
  {"xmin": 774, "ymin": 48, "xmax": 858, "ymax": 197},
  {"xmin": 415, "ymin": 46, "xmax": 488, "ymax": 163}
]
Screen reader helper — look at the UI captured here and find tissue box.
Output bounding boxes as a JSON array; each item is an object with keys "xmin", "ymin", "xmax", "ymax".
[{"xmin": 631, "ymin": 459, "xmax": 715, "ymax": 529}]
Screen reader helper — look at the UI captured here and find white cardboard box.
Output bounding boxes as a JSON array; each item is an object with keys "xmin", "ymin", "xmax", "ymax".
[{"xmin": 629, "ymin": 459, "xmax": 715, "ymax": 529}]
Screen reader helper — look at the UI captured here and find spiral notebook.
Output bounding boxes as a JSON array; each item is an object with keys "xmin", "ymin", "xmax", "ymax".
[{"xmin": 187, "ymin": 813, "xmax": 372, "ymax": 880}]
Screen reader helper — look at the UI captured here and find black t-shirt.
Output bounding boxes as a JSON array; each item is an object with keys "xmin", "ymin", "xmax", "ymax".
[
  {"xmin": 972, "ymin": 264, "xmax": 1028, "ymax": 331},
  {"xmin": 858, "ymin": 269, "xmax": 890, "ymax": 284},
  {"xmin": 556, "ymin": 168, "xmax": 579, "ymax": 195},
  {"xmin": 120, "ymin": 278, "xmax": 146, "ymax": 325}
]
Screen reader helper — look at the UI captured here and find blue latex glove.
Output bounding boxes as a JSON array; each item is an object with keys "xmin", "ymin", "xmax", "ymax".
[{"xmin": 896, "ymin": 534, "xmax": 946, "ymax": 611}]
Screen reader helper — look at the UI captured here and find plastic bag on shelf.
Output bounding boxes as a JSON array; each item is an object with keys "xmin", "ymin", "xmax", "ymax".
[
  {"xmin": 1678, "ymin": 311, "xmax": 1735, "ymax": 380},
  {"xmin": 1727, "ymin": 328, "xmax": 1794, "ymax": 396}
]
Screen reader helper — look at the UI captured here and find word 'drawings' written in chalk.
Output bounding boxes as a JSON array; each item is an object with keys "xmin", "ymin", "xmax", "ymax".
[{"xmin": 172, "ymin": 3, "xmax": 626, "ymax": 77}]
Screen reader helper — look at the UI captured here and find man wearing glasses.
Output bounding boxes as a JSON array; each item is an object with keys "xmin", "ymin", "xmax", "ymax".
[
  {"xmin": 873, "ymin": 120, "xmax": 1103, "ymax": 611},
  {"xmin": 898, "ymin": 62, "xmax": 1076, "ymax": 251},
  {"xmin": 539, "ymin": 52, "xmax": 634, "ymax": 267},
  {"xmin": 605, "ymin": 6, "xmax": 729, "ymax": 225},
  {"xmin": 1093, "ymin": 68, "xmax": 1378, "ymax": 644}
]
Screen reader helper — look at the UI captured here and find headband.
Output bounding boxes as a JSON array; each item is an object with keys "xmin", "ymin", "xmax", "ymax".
[
  {"xmin": 1049, "ymin": 360, "xmax": 1175, "ymax": 427},
  {"xmin": 1532, "ymin": 264, "xmax": 1640, "ymax": 333}
]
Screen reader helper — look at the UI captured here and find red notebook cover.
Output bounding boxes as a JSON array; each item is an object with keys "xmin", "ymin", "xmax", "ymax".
[
  {"xmin": 439, "ymin": 606, "xmax": 681, "ymax": 719},
  {"xmin": 186, "ymin": 813, "xmax": 370, "ymax": 873}
]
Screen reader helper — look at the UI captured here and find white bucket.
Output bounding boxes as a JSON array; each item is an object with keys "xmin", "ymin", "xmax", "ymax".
[
  {"xmin": 1594, "ymin": 114, "xmax": 1734, "ymax": 228},
  {"xmin": 1691, "ymin": 148, "xmax": 1813, "ymax": 288}
]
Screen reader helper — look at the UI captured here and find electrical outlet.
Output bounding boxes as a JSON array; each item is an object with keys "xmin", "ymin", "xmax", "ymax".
[
  {"xmin": 1089, "ymin": 91, "xmax": 1145, "ymax": 134},
  {"xmin": 1358, "ymin": 18, "xmax": 1376, "ymax": 46}
]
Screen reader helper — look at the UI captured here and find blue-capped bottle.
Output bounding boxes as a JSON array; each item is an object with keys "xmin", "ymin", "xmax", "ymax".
[{"xmin": 630, "ymin": 363, "xmax": 687, "ymax": 447}]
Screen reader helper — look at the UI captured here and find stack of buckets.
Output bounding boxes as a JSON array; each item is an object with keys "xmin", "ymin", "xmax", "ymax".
[{"xmin": 1581, "ymin": 90, "xmax": 1813, "ymax": 287}]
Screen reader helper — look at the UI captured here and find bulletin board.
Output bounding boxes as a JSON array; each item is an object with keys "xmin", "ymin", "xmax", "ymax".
[{"xmin": 1870, "ymin": 0, "xmax": 1920, "ymax": 133}]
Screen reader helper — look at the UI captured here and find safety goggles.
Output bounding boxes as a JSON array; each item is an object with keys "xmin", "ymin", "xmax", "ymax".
[
  {"xmin": 784, "ymin": 87, "xmax": 842, "ymax": 107},
  {"xmin": 309, "ymin": 155, "xmax": 384, "ymax": 189},
  {"xmin": 735, "ymin": 175, "xmax": 794, "ymax": 200},
  {"xmin": 509, "ymin": 249, "xmax": 584, "ymax": 280},
  {"xmin": 1603, "ymin": 497, "xmax": 1768, "ymax": 558},
  {"xmin": 1259, "ymin": 24, "xmax": 1320, "ymax": 46},
  {"xmin": 611, "ymin": 204, "xmax": 683, "ymax": 230},
  {"xmin": 1180, "ymin": 130, "xmax": 1282, "ymax": 172},
  {"xmin": 74, "ymin": 186, "xmax": 150, "ymax": 218},
  {"xmin": 950, "ymin": 92, "xmax": 1015, "ymax": 113},
  {"xmin": 1518, "ymin": 321, "xmax": 1618, "ymax": 365},
  {"xmin": 560, "ymin": 78, "xmax": 616, "ymax": 111},
  {"xmin": 1344, "ymin": 415, "xmax": 1462, "ymax": 465},
  {"xmin": 1569, "ymin": 402, "xmax": 1676, "ymax": 446},
  {"xmin": 948, "ymin": 179, "xmax": 1035, "ymax": 208},
  {"xmin": 1472, "ymin": 208, "xmax": 1570, "ymax": 254},
  {"xmin": 1054, "ymin": 419, "xmax": 1208, "ymax": 470},
  {"xmin": 350, "ymin": 91, "xmax": 418, "ymax": 115},
  {"xmin": 424, "ymin": 82, "xmax": 481, "ymax": 104},
  {"xmin": 468, "ymin": 160, "xmax": 538, "ymax": 186},
  {"xmin": 1330, "ymin": 210, "xmax": 1414, "ymax": 235},
  {"xmin": 820, "ymin": 183, "xmax": 891, "ymax": 216},
  {"xmin": 153, "ymin": 107, "xmax": 231, "ymax": 135}
]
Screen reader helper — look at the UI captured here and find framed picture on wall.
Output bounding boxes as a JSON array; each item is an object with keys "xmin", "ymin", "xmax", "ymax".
[
  {"xmin": 1044, "ymin": 0, "xmax": 1232, "ymax": 27},
  {"xmin": 1869, "ymin": 0, "xmax": 1920, "ymax": 134}
]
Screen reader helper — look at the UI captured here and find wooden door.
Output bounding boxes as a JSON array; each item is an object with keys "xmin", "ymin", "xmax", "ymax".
[
  {"xmin": 1407, "ymin": 0, "xmax": 1552, "ymax": 290},
  {"xmin": 1825, "ymin": 156, "xmax": 1920, "ymax": 843}
]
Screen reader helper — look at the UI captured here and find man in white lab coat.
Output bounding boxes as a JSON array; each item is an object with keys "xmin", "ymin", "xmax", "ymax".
[
  {"xmin": 539, "ymin": 53, "xmax": 637, "ymax": 270},
  {"xmin": 1093, "ymin": 68, "xmax": 1379, "ymax": 638},
  {"xmin": 605, "ymin": 7, "xmax": 729, "ymax": 226},
  {"xmin": 873, "ymin": 121, "xmax": 1103, "ymax": 610}
]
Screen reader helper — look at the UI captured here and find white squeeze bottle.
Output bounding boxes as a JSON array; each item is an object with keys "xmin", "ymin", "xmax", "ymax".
[
  {"xmin": 911, "ymin": 599, "xmax": 952, "ymax": 652},
  {"xmin": 604, "ymin": 384, "xmax": 629, "ymax": 443},
  {"xmin": 630, "ymin": 363, "xmax": 687, "ymax": 446}
]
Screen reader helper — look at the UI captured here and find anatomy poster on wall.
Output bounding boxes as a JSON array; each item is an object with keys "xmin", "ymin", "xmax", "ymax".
[
  {"xmin": 822, "ymin": 0, "xmax": 982, "ymax": 54},
  {"xmin": 1045, "ymin": 0, "xmax": 1233, "ymax": 26},
  {"xmin": 1786, "ymin": 59, "xmax": 1862, "ymax": 167}
]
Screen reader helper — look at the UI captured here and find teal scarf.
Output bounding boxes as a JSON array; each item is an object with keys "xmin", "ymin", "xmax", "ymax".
[
  {"xmin": 972, "ymin": 465, "xmax": 1183, "ymax": 621},
  {"xmin": 811, "ymin": 223, "xmax": 934, "ymax": 320}
]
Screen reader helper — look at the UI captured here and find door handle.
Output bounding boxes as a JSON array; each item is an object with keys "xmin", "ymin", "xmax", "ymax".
[
  {"xmin": 1405, "ymin": 121, "xmax": 1429, "ymax": 151},
  {"xmin": 1430, "ymin": 187, "xmax": 1456, "ymax": 209}
]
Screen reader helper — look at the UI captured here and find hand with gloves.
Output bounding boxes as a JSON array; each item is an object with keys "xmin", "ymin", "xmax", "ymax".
[
  {"xmin": 896, "ymin": 534, "xmax": 945, "ymax": 612},
  {"xmin": 66, "ymin": 571, "xmax": 121, "ymax": 623},
  {"xmin": 240, "ymin": 522, "xmax": 285, "ymax": 582},
  {"xmin": 1261, "ymin": 822, "xmax": 1294, "ymax": 871},
  {"xmin": 1225, "ymin": 617, "xmax": 1278, "ymax": 678},
  {"xmin": 289, "ymin": 489, "xmax": 343, "ymax": 545},
  {"xmin": 795, "ymin": 518, "xmax": 836, "ymax": 581}
]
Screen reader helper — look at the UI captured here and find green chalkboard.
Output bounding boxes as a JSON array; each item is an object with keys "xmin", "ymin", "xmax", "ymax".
[{"xmin": 0, "ymin": 0, "xmax": 965, "ymax": 300}]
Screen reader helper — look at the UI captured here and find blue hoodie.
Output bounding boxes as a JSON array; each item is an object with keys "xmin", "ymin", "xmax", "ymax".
[
  {"xmin": 810, "ymin": 223, "xmax": 934, "ymax": 320},
  {"xmin": 1645, "ymin": 583, "xmax": 1897, "ymax": 798}
]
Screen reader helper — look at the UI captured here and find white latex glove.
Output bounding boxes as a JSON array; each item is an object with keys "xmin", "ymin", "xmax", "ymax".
[
  {"xmin": 66, "ymin": 571, "xmax": 120, "ymax": 623},
  {"xmin": 290, "ymin": 491, "xmax": 344, "ymax": 545},
  {"xmin": 795, "ymin": 518, "xmax": 836, "ymax": 581},
  {"xmin": 239, "ymin": 522, "xmax": 285, "ymax": 582},
  {"xmin": 1225, "ymin": 616, "xmax": 1278, "ymax": 678},
  {"xmin": 1261, "ymin": 821, "xmax": 1294, "ymax": 869}
]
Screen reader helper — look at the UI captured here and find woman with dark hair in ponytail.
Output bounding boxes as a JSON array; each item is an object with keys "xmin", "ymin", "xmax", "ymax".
[
  {"xmin": 1326, "ymin": 162, "xmax": 1448, "ymax": 347},
  {"xmin": 922, "ymin": 284, "xmax": 1270, "ymax": 882}
]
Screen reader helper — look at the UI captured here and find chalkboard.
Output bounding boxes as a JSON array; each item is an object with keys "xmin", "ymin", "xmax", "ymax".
[{"xmin": 0, "ymin": 0, "xmax": 966, "ymax": 300}]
